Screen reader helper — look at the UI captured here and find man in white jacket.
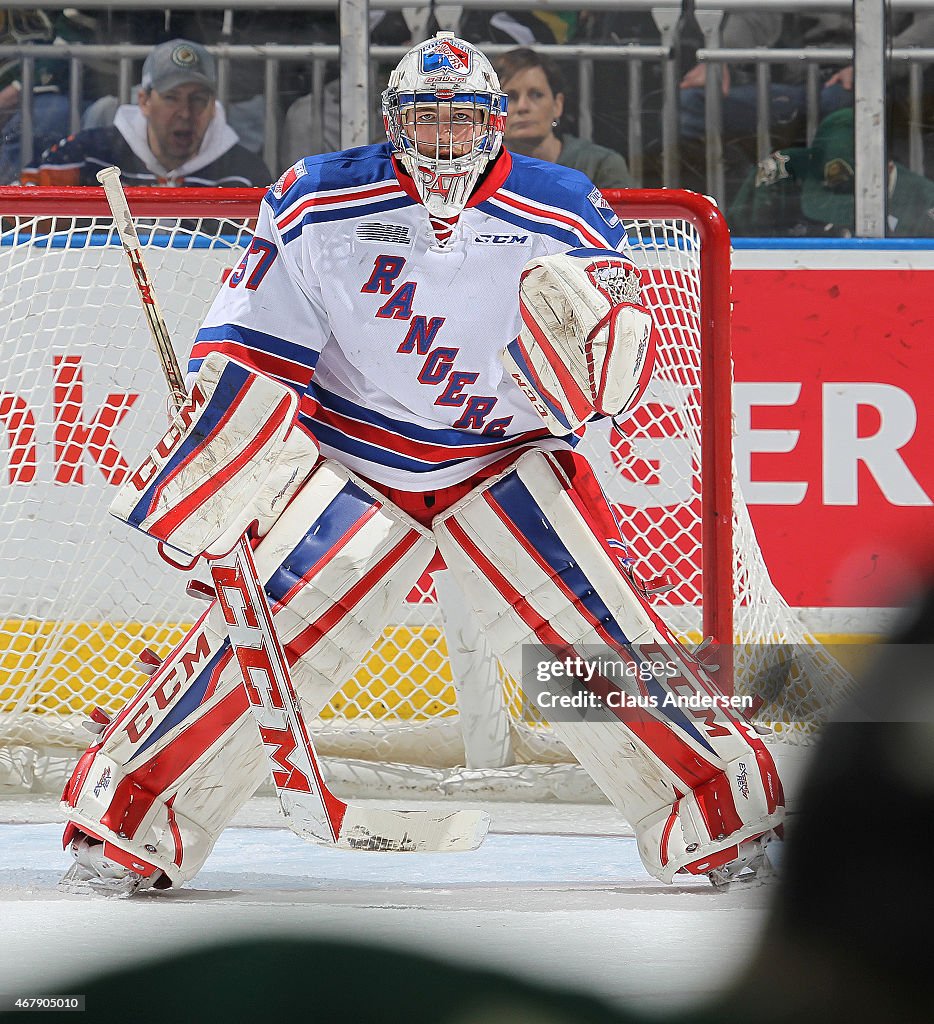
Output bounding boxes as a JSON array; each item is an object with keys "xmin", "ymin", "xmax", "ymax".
[{"xmin": 23, "ymin": 38, "xmax": 271, "ymax": 186}]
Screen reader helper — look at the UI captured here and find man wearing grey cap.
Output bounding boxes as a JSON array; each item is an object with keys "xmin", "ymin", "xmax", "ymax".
[{"xmin": 23, "ymin": 38, "xmax": 271, "ymax": 187}]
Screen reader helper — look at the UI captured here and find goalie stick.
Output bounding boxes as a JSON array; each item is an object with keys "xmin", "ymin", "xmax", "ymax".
[{"xmin": 96, "ymin": 166, "xmax": 489, "ymax": 854}]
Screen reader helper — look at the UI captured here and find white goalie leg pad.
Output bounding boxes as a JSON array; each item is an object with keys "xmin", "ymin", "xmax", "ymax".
[
  {"xmin": 63, "ymin": 460, "xmax": 436, "ymax": 887},
  {"xmin": 434, "ymin": 449, "xmax": 784, "ymax": 883},
  {"xmin": 109, "ymin": 352, "xmax": 319, "ymax": 559},
  {"xmin": 502, "ymin": 249, "xmax": 657, "ymax": 435},
  {"xmin": 61, "ymin": 606, "xmax": 261, "ymax": 888}
]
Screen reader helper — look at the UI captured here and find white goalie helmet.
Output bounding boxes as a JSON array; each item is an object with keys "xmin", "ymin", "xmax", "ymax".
[{"xmin": 382, "ymin": 32, "xmax": 507, "ymax": 219}]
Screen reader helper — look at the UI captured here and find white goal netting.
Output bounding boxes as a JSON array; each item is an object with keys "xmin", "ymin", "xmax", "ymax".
[{"xmin": 0, "ymin": 187, "xmax": 856, "ymax": 795}]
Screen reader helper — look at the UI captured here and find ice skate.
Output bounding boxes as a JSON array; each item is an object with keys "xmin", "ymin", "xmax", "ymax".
[
  {"xmin": 59, "ymin": 834, "xmax": 167, "ymax": 899},
  {"xmin": 706, "ymin": 831, "xmax": 782, "ymax": 891}
]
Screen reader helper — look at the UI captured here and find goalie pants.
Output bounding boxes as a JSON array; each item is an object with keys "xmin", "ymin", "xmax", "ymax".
[{"xmin": 63, "ymin": 447, "xmax": 783, "ymax": 886}]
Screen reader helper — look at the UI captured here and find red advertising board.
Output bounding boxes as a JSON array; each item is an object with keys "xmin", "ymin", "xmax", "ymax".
[{"xmin": 732, "ymin": 258, "xmax": 934, "ymax": 610}]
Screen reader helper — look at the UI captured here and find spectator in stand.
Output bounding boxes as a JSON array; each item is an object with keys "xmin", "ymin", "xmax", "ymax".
[
  {"xmin": 172, "ymin": 9, "xmax": 340, "ymax": 156},
  {"xmin": 494, "ymin": 47, "xmax": 632, "ymax": 189},
  {"xmin": 679, "ymin": 13, "xmax": 852, "ymax": 147},
  {"xmin": 78, "ymin": 10, "xmax": 344, "ymax": 158},
  {"xmin": 780, "ymin": 8, "xmax": 934, "ymax": 155},
  {"xmin": 728, "ymin": 107, "xmax": 934, "ymax": 237},
  {"xmin": 822, "ymin": 12, "xmax": 934, "ymax": 167},
  {"xmin": 278, "ymin": 9, "xmax": 412, "ymax": 169},
  {"xmin": 0, "ymin": 9, "xmax": 85, "ymax": 184},
  {"xmin": 573, "ymin": 10, "xmax": 664, "ymax": 173},
  {"xmin": 779, "ymin": 10, "xmax": 866, "ymax": 121},
  {"xmin": 22, "ymin": 38, "xmax": 271, "ymax": 187},
  {"xmin": 459, "ymin": 8, "xmax": 578, "ymax": 50},
  {"xmin": 675, "ymin": 12, "xmax": 854, "ymax": 198},
  {"xmin": 279, "ymin": 79, "xmax": 340, "ymax": 168},
  {"xmin": 826, "ymin": 12, "xmax": 934, "ymax": 95}
]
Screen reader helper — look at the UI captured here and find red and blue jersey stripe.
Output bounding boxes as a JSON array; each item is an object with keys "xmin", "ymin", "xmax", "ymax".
[
  {"xmin": 305, "ymin": 381, "xmax": 559, "ymax": 484},
  {"xmin": 266, "ymin": 146, "xmax": 415, "ymax": 243},
  {"xmin": 190, "ymin": 325, "xmax": 318, "ymax": 392}
]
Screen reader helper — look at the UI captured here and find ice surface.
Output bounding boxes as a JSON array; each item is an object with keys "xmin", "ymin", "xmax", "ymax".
[{"xmin": 0, "ymin": 797, "xmax": 774, "ymax": 1014}]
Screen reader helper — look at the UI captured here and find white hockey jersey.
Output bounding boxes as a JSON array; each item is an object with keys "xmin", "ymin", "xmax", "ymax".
[{"xmin": 191, "ymin": 142, "xmax": 625, "ymax": 491}]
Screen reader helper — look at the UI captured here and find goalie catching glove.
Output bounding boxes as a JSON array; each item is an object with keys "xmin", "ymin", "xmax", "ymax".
[{"xmin": 503, "ymin": 248, "xmax": 658, "ymax": 435}]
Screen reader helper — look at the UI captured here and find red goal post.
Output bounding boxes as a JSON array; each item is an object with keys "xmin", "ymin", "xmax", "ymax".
[
  {"xmin": 607, "ymin": 188, "xmax": 735, "ymax": 651},
  {"xmin": 0, "ymin": 185, "xmax": 850, "ymax": 794}
]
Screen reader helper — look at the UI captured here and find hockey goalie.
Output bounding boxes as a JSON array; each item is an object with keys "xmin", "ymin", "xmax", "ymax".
[{"xmin": 60, "ymin": 32, "xmax": 784, "ymax": 895}]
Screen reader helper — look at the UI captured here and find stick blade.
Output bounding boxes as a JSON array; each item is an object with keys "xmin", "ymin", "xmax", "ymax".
[{"xmin": 335, "ymin": 807, "xmax": 491, "ymax": 853}]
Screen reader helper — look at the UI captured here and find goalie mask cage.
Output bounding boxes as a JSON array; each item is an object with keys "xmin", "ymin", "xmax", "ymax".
[{"xmin": 0, "ymin": 186, "xmax": 854, "ymax": 796}]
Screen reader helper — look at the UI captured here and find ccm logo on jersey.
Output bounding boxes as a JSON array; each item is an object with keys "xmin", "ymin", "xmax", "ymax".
[{"xmin": 474, "ymin": 233, "xmax": 529, "ymax": 244}]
